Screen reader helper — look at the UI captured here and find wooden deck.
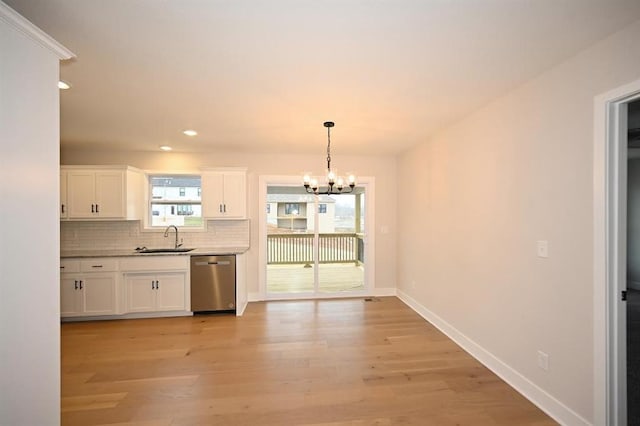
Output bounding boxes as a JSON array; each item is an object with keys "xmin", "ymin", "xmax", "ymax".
[
  {"xmin": 267, "ymin": 263, "xmax": 365, "ymax": 293},
  {"xmin": 61, "ymin": 297, "xmax": 556, "ymax": 425}
]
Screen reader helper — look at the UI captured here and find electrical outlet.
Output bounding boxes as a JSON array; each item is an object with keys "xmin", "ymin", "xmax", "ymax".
[
  {"xmin": 537, "ymin": 240, "xmax": 549, "ymax": 258},
  {"xmin": 537, "ymin": 350, "xmax": 549, "ymax": 371}
]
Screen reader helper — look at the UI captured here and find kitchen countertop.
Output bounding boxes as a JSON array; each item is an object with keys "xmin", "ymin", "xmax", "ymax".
[{"xmin": 61, "ymin": 247, "xmax": 249, "ymax": 258}]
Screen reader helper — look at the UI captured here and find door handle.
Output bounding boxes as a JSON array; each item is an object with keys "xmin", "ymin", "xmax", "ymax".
[
  {"xmin": 91, "ymin": 204, "xmax": 95, "ymax": 213},
  {"xmin": 74, "ymin": 280, "xmax": 78, "ymax": 290},
  {"xmin": 79, "ymin": 280, "xmax": 83, "ymax": 290}
]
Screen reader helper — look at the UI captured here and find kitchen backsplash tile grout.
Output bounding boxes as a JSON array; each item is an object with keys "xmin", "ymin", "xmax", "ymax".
[{"xmin": 60, "ymin": 220, "xmax": 250, "ymax": 251}]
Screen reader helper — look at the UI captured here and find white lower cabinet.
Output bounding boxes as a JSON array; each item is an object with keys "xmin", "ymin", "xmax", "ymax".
[
  {"xmin": 60, "ymin": 273, "xmax": 117, "ymax": 317},
  {"xmin": 126, "ymin": 272, "xmax": 186, "ymax": 313},
  {"xmin": 61, "ymin": 255, "xmax": 190, "ymax": 320}
]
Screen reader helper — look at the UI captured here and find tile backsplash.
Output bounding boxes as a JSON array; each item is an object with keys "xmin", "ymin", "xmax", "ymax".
[{"xmin": 61, "ymin": 220, "xmax": 250, "ymax": 251}]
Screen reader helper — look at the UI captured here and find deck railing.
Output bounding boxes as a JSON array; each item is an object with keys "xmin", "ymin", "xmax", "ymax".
[{"xmin": 267, "ymin": 233, "xmax": 364, "ymax": 265}]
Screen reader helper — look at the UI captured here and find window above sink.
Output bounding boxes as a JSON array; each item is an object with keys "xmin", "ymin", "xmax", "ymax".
[{"xmin": 148, "ymin": 175, "xmax": 203, "ymax": 229}]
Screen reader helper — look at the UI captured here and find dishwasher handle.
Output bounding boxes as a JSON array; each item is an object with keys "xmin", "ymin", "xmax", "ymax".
[{"xmin": 194, "ymin": 260, "xmax": 231, "ymax": 266}]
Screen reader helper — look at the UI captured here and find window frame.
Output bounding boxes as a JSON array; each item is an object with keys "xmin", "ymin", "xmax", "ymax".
[{"xmin": 144, "ymin": 172, "xmax": 205, "ymax": 231}]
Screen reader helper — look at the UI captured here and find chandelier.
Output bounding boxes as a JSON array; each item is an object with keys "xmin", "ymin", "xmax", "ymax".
[{"xmin": 303, "ymin": 121, "xmax": 356, "ymax": 195}]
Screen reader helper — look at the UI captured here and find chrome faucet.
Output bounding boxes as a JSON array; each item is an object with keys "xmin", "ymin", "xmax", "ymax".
[{"xmin": 163, "ymin": 225, "xmax": 182, "ymax": 249}]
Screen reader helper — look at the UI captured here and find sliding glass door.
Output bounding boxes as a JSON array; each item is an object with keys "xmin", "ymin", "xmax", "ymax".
[{"xmin": 265, "ymin": 184, "xmax": 366, "ymax": 298}]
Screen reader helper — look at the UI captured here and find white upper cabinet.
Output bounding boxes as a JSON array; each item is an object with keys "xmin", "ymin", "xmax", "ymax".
[
  {"xmin": 62, "ymin": 166, "xmax": 143, "ymax": 220},
  {"xmin": 202, "ymin": 168, "xmax": 247, "ymax": 219}
]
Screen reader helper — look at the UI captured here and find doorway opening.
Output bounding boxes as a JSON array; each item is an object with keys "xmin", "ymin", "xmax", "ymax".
[
  {"xmin": 258, "ymin": 176, "xmax": 374, "ymax": 300},
  {"xmin": 626, "ymin": 99, "xmax": 640, "ymax": 424},
  {"xmin": 594, "ymin": 79, "xmax": 640, "ymax": 426}
]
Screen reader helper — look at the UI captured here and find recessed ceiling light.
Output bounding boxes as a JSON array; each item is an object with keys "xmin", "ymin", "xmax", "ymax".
[
  {"xmin": 159, "ymin": 145, "xmax": 172, "ymax": 151},
  {"xmin": 183, "ymin": 129, "xmax": 198, "ymax": 137},
  {"xmin": 58, "ymin": 80, "xmax": 71, "ymax": 90}
]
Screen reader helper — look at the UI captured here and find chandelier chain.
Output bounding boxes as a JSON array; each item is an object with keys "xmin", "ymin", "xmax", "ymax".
[{"xmin": 326, "ymin": 125, "xmax": 331, "ymax": 171}]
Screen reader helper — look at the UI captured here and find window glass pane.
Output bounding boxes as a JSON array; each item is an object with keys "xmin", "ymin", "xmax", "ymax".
[
  {"xmin": 150, "ymin": 175, "xmax": 202, "ymax": 227},
  {"xmin": 285, "ymin": 203, "xmax": 300, "ymax": 215},
  {"xmin": 333, "ymin": 194, "xmax": 355, "ymax": 232}
]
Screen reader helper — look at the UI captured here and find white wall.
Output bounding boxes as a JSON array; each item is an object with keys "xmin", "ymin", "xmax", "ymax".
[
  {"xmin": 0, "ymin": 3, "xmax": 72, "ymax": 424},
  {"xmin": 60, "ymin": 150, "xmax": 397, "ymax": 295},
  {"xmin": 397, "ymin": 19, "xmax": 640, "ymax": 424}
]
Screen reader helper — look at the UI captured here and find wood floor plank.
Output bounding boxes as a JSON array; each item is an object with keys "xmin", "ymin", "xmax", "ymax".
[{"xmin": 61, "ymin": 297, "xmax": 556, "ymax": 425}]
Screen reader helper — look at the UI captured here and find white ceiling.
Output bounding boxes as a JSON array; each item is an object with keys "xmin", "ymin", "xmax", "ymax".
[{"xmin": 6, "ymin": 0, "xmax": 640, "ymax": 155}]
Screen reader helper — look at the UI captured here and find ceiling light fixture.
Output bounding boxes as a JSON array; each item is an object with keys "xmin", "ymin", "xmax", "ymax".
[
  {"xmin": 303, "ymin": 121, "xmax": 356, "ymax": 195},
  {"xmin": 58, "ymin": 80, "xmax": 71, "ymax": 90},
  {"xmin": 183, "ymin": 129, "xmax": 197, "ymax": 137},
  {"xmin": 159, "ymin": 145, "xmax": 172, "ymax": 151}
]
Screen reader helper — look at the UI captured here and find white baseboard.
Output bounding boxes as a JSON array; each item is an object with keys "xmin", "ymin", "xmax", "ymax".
[
  {"xmin": 236, "ymin": 300, "xmax": 248, "ymax": 316},
  {"xmin": 396, "ymin": 290, "xmax": 590, "ymax": 426},
  {"xmin": 61, "ymin": 311, "xmax": 193, "ymax": 322},
  {"xmin": 249, "ymin": 288, "xmax": 396, "ymax": 302},
  {"xmin": 373, "ymin": 287, "xmax": 397, "ymax": 297},
  {"xmin": 248, "ymin": 292, "xmax": 262, "ymax": 302}
]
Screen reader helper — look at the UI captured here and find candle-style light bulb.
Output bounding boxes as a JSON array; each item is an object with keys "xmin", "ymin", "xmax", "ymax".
[
  {"xmin": 311, "ymin": 178, "xmax": 318, "ymax": 190},
  {"xmin": 337, "ymin": 177, "xmax": 344, "ymax": 190},
  {"xmin": 327, "ymin": 170, "xmax": 335, "ymax": 184},
  {"xmin": 303, "ymin": 174, "xmax": 311, "ymax": 185},
  {"xmin": 348, "ymin": 174, "xmax": 356, "ymax": 185}
]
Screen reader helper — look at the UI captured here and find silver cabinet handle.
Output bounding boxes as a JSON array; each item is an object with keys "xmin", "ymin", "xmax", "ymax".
[{"xmin": 195, "ymin": 261, "xmax": 231, "ymax": 266}]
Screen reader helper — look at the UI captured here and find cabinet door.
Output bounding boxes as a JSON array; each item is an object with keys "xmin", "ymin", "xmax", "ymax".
[
  {"xmin": 222, "ymin": 172, "xmax": 246, "ymax": 218},
  {"xmin": 60, "ymin": 171, "xmax": 68, "ymax": 219},
  {"xmin": 127, "ymin": 275, "xmax": 156, "ymax": 313},
  {"xmin": 95, "ymin": 171, "xmax": 124, "ymax": 218},
  {"xmin": 67, "ymin": 171, "xmax": 95, "ymax": 218},
  {"xmin": 155, "ymin": 273, "xmax": 185, "ymax": 311},
  {"xmin": 82, "ymin": 274, "xmax": 116, "ymax": 315},
  {"xmin": 60, "ymin": 276, "xmax": 81, "ymax": 317},
  {"xmin": 202, "ymin": 172, "xmax": 225, "ymax": 217}
]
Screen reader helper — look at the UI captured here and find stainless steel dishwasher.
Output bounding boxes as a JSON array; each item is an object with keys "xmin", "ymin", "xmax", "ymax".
[{"xmin": 190, "ymin": 255, "xmax": 236, "ymax": 312}]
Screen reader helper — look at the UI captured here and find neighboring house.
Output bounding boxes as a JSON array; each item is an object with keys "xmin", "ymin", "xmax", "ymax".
[
  {"xmin": 150, "ymin": 176, "xmax": 202, "ymax": 226},
  {"xmin": 266, "ymin": 194, "xmax": 336, "ymax": 233}
]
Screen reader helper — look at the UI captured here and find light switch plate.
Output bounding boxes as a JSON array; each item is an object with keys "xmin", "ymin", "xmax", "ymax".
[
  {"xmin": 537, "ymin": 240, "xmax": 549, "ymax": 258},
  {"xmin": 537, "ymin": 350, "xmax": 549, "ymax": 371}
]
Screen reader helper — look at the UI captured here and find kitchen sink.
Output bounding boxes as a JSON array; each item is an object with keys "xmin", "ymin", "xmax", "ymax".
[{"xmin": 135, "ymin": 247, "xmax": 195, "ymax": 254}]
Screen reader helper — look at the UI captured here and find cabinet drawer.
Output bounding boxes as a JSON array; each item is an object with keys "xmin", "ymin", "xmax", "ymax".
[
  {"xmin": 60, "ymin": 259, "xmax": 80, "ymax": 273},
  {"xmin": 80, "ymin": 258, "xmax": 119, "ymax": 272},
  {"xmin": 119, "ymin": 256, "xmax": 189, "ymax": 272}
]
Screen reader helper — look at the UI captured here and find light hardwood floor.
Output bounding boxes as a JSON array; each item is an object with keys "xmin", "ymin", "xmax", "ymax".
[{"xmin": 61, "ymin": 297, "xmax": 556, "ymax": 425}]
